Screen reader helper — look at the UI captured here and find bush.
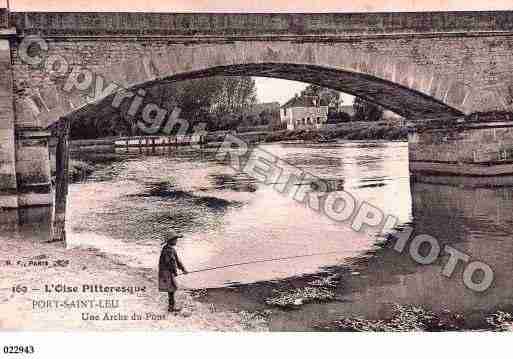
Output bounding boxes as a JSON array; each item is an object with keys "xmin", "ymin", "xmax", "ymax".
[
  {"xmin": 319, "ymin": 304, "xmax": 465, "ymax": 332},
  {"xmin": 265, "ymin": 287, "xmax": 335, "ymax": 309},
  {"xmin": 262, "ymin": 124, "xmax": 408, "ymax": 142},
  {"xmin": 485, "ymin": 311, "xmax": 513, "ymax": 331}
]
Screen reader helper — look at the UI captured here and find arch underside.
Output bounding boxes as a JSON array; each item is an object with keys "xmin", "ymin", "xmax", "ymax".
[{"xmin": 66, "ymin": 63, "xmax": 464, "ymax": 124}]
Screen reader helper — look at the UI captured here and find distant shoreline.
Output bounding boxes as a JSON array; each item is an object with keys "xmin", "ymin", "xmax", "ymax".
[{"xmin": 263, "ymin": 124, "xmax": 408, "ymax": 143}]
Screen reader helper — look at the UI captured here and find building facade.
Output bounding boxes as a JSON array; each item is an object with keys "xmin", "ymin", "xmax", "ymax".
[{"xmin": 280, "ymin": 96, "xmax": 329, "ymax": 130}]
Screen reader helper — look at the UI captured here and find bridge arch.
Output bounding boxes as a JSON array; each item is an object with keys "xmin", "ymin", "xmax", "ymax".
[
  {"xmin": 14, "ymin": 40, "xmax": 471, "ymax": 128},
  {"xmin": 63, "ymin": 62, "xmax": 464, "ymax": 127}
]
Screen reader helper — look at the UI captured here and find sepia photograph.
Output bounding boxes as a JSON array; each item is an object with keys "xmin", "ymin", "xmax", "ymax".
[{"xmin": 1, "ymin": 0, "xmax": 513, "ymax": 354}]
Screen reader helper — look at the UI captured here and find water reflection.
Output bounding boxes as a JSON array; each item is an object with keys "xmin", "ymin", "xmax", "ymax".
[
  {"xmin": 202, "ymin": 177, "xmax": 513, "ymax": 330},
  {"xmin": 338, "ymin": 180, "xmax": 513, "ymax": 327},
  {"xmin": 407, "ymin": 181, "xmax": 513, "ymax": 315}
]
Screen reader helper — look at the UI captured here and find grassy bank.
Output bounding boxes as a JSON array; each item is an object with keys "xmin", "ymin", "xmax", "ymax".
[
  {"xmin": 195, "ymin": 267, "xmax": 513, "ymax": 332},
  {"xmin": 316, "ymin": 305, "xmax": 513, "ymax": 332},
  {"xmin": 265, "ymin": 123, "xmax": 408, "ymax": 143}
]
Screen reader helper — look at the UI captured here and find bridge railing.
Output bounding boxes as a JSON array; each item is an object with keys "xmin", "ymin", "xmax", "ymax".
[{"xmin": 49, "ymin": 135, "xmax": 208, "ymax": 155}]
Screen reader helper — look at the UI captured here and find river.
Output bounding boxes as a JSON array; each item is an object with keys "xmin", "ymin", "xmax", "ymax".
[{"xmin": 56, "ymin": 141, "xmax": 513, "ymax": 330}]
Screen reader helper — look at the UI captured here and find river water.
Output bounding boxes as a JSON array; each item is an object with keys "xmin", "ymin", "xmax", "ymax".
[{"xmin": 61, "ymin": 141, "xmax": 513, "ymax": 329}]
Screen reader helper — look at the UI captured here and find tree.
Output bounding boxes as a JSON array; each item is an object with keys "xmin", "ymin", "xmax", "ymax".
[
  {"xmin": 70, "ymin": 76, "xmax": 258, "ymax": 138},
  {"xmin": 327, "ymin": 111, "xmax": 351, "ymax": 124},
  {"xmin": 213, "ymin": 77, "xmax": 257, "ymax": 115},
  {"xmin": 353, "ymin": 97, "xmax": 384, "ymax": 122},
  {"xmin": 301, "ymin": 84, "xmax": 341, "ymax": 108},
  {"xmin": 258, "ymin": 109, "xmax": 273, "ymax": 125}
]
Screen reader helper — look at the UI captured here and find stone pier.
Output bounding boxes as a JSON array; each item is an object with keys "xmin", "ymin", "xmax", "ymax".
[
  {"xmin": 0, "ymin": 18, "xmax": 53, "ymax": 237},
  {"xmin": 0, "ymin": 32, "xmax": 18, "ymax": 210},
  {"xmin": 409, "ymin": 114, "xmax": 513, "ymax": 186}
]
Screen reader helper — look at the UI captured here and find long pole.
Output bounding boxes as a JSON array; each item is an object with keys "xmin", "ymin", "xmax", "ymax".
[{"xmin": 176, "ymin": 250, "xmax": 344, "ymax": 276}]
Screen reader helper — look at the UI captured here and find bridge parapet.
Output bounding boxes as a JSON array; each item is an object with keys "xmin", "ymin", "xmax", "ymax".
[{"xmin": 10, "ymin": 11, "xmax": 513, "ymax": 38}]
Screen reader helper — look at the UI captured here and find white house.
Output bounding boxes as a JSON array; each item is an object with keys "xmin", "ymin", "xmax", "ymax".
[{"xmin": 280, "ymin": 95, "xmax": 329, "ymax": 131}]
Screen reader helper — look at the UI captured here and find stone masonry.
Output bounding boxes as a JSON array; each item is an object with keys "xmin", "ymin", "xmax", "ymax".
[
  {"xmin": 11, "ymin": 11, "xmax": 513, "ymax": 132},
  {"xmin": 409, "ymin": 122, "xmax": 513, "ymax": 176},
  {"xmin": 2, "ymin": 10, "xmax": 513, "ymax": 227}
]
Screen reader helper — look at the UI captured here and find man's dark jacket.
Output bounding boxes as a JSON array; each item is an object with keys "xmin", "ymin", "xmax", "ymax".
[{"xmin": 159, "ymin": 244, "xmax": 185, "ymax": 292}]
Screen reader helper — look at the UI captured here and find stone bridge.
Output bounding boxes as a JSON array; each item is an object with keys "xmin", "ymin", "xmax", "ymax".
[{"xmin": 2, "ymin": 9, "xmax": 513, "ymax": 240}]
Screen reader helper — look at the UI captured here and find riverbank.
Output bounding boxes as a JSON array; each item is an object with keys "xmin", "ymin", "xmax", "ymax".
[
  {"xmin": 59, "ymin": 123, "xmax": 408, "ymax": 159},
  {"xmin": 2, "ymin": 231, "xmax": 510, "ymax": 332},
  {"xmin": 0, "ymin": 235, "xmax": 269, "ymax": 331},
  {"xmin": 318, "ymin": 306, "xmax": 513, "ymax": 331},
  {"xmin": 194, "ymin": 270, "xmax": 513, "ymax": 332},
  {"xmin": 264, "ymin": 123, "xmax": 408, "ymax": 142}
]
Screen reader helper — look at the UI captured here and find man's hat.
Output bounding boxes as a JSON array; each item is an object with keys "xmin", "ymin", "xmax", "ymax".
[{"xmin": 162, "ymin": 230, "xmax": 183, "ymax": 244}]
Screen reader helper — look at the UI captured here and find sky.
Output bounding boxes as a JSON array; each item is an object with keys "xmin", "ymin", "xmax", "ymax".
[
  {"xmin": 7, "ymin": 1, "xmax": 509, "ymax": 105},
  {"xmin": 253, "ymin": 78, "xmax": 355, "ymax": 105}
]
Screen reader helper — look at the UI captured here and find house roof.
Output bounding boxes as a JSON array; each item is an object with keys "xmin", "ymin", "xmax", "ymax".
[{"xmin": 282, "ymin": 95, "xmax": 327, "ymax": 109}]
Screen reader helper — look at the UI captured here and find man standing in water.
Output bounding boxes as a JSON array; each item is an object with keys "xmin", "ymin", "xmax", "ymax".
[{"xmin": 159, "ymin": 231, "xmax": 188, "ymax": 312}]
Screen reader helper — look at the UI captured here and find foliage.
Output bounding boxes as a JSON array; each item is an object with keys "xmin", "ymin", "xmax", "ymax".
[
  {"xmin": 485, "ymin": 311, "xmax": 513, "ymax": 331},
  {"xmin": 210, "ymin": 77, "xmax": 257, "ymax": 116},
  {"xmin": 258, "ymin": 109, "xmax": 277, "ymax": 126},
  {"xmin": 265, "ymin": 287, "xmax": 336, "ymax": 308},
  {"xmin": 353, "ymin": 96, "xmax": 384, "ymax": 122},
  {"xmin": 264, "ymin": 124, "xmax": 408, "ymax": 142},
  {"xmin": 327, "ymin": 111, "xmax": 351, "ymax": 124},
  {"xmin": 300, "ymin": 84, "xmax": 341, "ymax": 108},
  {"xmin": 319, "ymin": 305, "xmax": 465, "ymax": 332},
  {"xmin": 71, "ymin": 76, "xmax": 257, "ymax": 139}
]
